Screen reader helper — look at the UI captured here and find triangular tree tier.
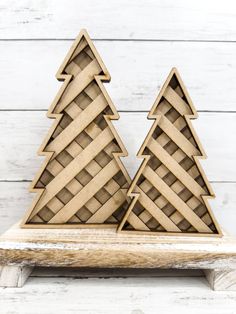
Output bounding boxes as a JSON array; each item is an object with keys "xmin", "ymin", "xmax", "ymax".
[
  {"xmin": 119, "ymin": 68, "xmax": 221, "ymax": 235},
  {"xmin": 22, "ymin": 29, "xmax": 131, "ymax": 228}
]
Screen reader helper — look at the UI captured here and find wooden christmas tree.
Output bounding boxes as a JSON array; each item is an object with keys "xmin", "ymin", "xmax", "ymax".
[
  {"xmin": 21, "ymin": 29, "xmax": 131, "ymax": 228},
  {"xmin": 118, "ymin": 68, "xmax": 221, "ymax": 236}
]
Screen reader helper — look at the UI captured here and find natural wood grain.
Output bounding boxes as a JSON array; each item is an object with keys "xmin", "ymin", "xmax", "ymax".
[
  {"xmin": 0, "ymin": 41, "xmax": 236, "ymax": 111},
  {"xmin": 0, "ymin": 223, "xmax": 236, "ymax": 288},
  {"xmin": 205, "ymin": 269, "xmax": 236, "ymax": 291},
  {"xmin": 0, "ymin": 0, "xmax": 236, "ymax": 41}
]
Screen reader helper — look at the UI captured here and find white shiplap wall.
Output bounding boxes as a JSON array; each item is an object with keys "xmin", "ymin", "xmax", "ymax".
[{"xmin": 0, "ymin": 0, "xmax": 236, "ymax": 235}]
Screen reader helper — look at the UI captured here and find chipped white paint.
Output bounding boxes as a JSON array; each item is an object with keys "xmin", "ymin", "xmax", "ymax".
[
  {"xmin": 205, "ymin": 269, "xmax": 236, "ymax": 290},
  {"xmin": 0, "ymin": 265, "xmax": 33, "ymax": 287}
]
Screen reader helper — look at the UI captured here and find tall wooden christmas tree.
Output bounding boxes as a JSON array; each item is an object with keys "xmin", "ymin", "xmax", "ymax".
[
  {"xmin": 21, "ymin": 29, "xmax": 131, "ymax": 228},
  {"xmin": 119, "ymin": 68, "xmax": 221, "ymax": 236}
]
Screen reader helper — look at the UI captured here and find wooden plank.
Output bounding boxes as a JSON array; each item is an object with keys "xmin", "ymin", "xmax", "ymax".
[
  {"xmin": 0, "ymin": 41, "xmax": 236, "ymax": 111},
  {"xmin": 0, "ymin": 111, "xmax": 235, "ymax": 182},
  {"xmin": 0, "ymin": 265, "xmax": 33, "ymax": 287},
  {"xmin": 204, "ymin": 269, "xmax": 236, "ymax": 291},
  {"xmin": 1, "ymin": 275, "xmax": 236, "ymax": 313},
  {"xmin": 0, "ymin": 223, "xmax": 236, "ymax": 269},
  {"xmin": 0, "ymin": 0, "xmax": 236, "ymax": 41}
]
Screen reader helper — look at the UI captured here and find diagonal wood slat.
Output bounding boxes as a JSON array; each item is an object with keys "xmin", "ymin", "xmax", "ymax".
[
  {"xmin": 139, "ymin": 115, "xmax": 202, "ymax": 227},
  {"xmin": 158, "ymin": 115, "xmax": 200, "ymax": 159},
  {"xmin": 163, "ymin": 86, "xmax": 190, "ymax": 116},
  {"xmin": 127, "ymin": 211, "xmax": 150, "ymax": 231},
  {"xmin": 47, "ymin": 94, "xmax": 107, "ymax": 157},
  {"xmin": 32, "ymin": 127, "xmax": 114, "ymax": 214},
  {"xmin": 49, "ymin": 159, "xmax": 120, "ymax": 224},
  {"xmin": 143, "ymin": 166, "xmax": 212, "ymax": 233},
  {"xmin": 55, "ymin": 59, "xmax": 101, "ymax": 113},
  {"xmin": 148, "ymin": 137, "xmax": 206, "ymax": 200},
  {"xmin": 137, "ymin": 188, "xmax": 181, "ymax": 232},
  {"xmin": 87, "ymin": 190, "xmax": 126, "ymax": 223}
]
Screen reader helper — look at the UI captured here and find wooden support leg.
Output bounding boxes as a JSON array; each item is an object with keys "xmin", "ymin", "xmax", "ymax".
[
  {"xmin": 204, "ymin": 269, "xmax": 236, "ymax": 291},
  {"xmin": 0, "ymin": 265, "xmax": 33, "ymax": 287}
]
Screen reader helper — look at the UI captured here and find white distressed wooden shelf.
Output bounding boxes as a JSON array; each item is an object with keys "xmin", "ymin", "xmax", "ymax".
[{"xmin": 0, "ymin": 222, "xmax": 236, "ymax": 290}]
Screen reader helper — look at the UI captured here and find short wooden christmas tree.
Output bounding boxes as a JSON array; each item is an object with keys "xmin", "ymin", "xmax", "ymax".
[
  {"xmin": 21, "ymin": 29, "xmax": 131, "ymax": 228},
  {"xmin": 119, "ymin": 68, "xmax": 222, "ymax": 236}
]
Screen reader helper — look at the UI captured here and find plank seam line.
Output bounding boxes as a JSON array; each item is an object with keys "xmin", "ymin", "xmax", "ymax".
[{"xmin": 1, "ymin": 38, "xmax": 236, "ymax": 43}]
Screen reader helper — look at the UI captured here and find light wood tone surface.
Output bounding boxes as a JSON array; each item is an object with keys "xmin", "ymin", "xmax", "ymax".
[
  {"xmin": 119, "ymin": 68, "xmax": 221, "ymax": 235},
  {"xmin": 22, "ymin": 29, "xmax": 131, "ymax": 228},
  {"xmin": 1, "ymin": 223, "xmax": 236, "ymax": 289},
  {"xmin": 0, "ymin": 223, "xmax": 235, "ymax": 269}
]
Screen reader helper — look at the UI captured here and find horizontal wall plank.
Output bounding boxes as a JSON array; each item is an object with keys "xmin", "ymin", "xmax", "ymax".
[
  {"xmin": 0, "ymin": 111, "xmax": 235, "ymax": 181},
  {"xmin": 0, "ymin": 41, "xmax": 236, "ymax": 111},
  {"xmin": 0, "ymin": 0, "xmax": 236, "ymax": 41},
  {"xmin": 2, "ymin": 275, "xmax": 236, "ymax": 313},
  {"xmin": 0, "ymin": 182, "xmax": 235, "ymax": 236}
]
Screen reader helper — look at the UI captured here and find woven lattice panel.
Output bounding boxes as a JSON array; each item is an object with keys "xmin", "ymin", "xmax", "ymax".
[
  {"xmin": 119, "ymin": 68, "xmax": 221, "ymax": 235},
  {"xmin": 22, "ymin": 30, "xmax": 131, "ymax": 228}
]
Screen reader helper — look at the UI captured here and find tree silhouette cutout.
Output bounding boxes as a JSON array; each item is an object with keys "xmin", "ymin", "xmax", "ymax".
[
  {"xmin": 22, "ymin": 30, "xmax": 131, "ymax": 228},
  {"xmin": 119, "ymin": 68, "xmax": 221, "ymax": 236}
]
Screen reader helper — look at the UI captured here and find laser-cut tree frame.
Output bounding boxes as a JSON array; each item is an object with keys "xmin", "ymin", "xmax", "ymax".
[
  {"xmin": 118, "ymin": 68, "xmax": 222, "ymax": 236},
  {"xmin": 21, "ymin": 29, "xmax": 131, "ymax": 228}
]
